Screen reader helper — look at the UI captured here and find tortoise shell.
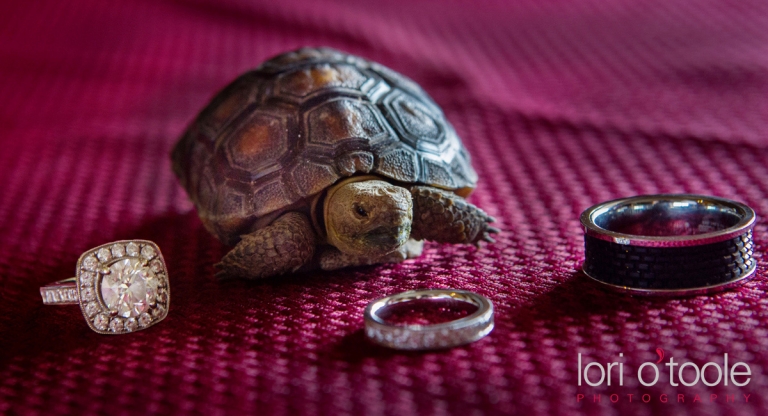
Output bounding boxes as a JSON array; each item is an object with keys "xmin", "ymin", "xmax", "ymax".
[{"xmin": 172, "ymin": 47, "xmax": 478, "ymax": 242}]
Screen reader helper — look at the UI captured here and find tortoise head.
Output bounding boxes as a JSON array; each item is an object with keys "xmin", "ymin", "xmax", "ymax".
[{"xmin": 324, "ymin": 178, "xmax": 412, "ymax": 257}]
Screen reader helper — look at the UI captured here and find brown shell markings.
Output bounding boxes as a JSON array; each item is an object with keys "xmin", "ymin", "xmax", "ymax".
[{"xmin": 172, "ymin": 48, "xmax": 477, "ymax": 243}]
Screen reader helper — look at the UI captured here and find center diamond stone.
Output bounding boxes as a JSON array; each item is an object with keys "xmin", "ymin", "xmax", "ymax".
[{"xmin": 101, "ymin": 258, "xmax": 158, "ymax": 317}]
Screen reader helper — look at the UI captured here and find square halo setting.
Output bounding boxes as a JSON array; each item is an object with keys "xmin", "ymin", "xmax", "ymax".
[{"xmin": 76, "ymin": 240, "xmax": 170, "ymax": 334}]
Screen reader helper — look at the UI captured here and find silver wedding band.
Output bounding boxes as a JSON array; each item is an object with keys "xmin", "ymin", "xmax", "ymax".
[
  {"xmin": 581, "ymin": 194, "xmax": 756, "ymax": 296},
  {"xmin": 364, "ymin": 289, "xmax": 494, "ymax": 350}
]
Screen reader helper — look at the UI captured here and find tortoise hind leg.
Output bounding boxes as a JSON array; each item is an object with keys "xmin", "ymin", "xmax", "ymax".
[
  {"xmin": 215, "ymin": 212, "xmax": 316, "ymax": 279},
  {"xmin": 410, "ymin": 186, "xmax": 499, "ymax": 246}
]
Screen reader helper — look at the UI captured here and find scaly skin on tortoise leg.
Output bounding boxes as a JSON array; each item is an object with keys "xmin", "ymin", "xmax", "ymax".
[
  {"xmin": 410, "ymin": 186, "xmax": 499, "ymax": 245},
  {"xmin": 215, "ymin": 212, "xmax": 316, "ymax": 279},
  {"xmin": 319, "ymin": 239, "xmax": 424, "ymax": 271}
]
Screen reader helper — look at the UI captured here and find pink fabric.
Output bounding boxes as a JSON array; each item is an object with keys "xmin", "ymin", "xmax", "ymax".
[{"xmin": 2, "ymin": 0, "xmax": 768, "ymax": 414}]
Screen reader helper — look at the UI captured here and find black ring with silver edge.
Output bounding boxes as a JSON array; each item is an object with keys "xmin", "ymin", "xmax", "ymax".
[{"xmin": 580, "ymin": 194, "xmax": 756, "ymax": 296}]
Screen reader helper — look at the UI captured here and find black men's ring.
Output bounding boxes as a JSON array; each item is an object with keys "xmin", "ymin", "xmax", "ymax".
[{"xmin": 580, "ymin": 194, "xmax": 756, "ymax": 296}]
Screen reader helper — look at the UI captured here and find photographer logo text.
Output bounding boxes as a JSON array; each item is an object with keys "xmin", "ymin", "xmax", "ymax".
[{"xmin": 576, "ymin": 350, "xmax": 752, "ymax": 404}]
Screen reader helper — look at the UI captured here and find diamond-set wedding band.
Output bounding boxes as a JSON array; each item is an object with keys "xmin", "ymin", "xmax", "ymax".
[
  {"xmin": 40, "ymin": 240, "xmax": 170, "ymax": 334},
  {"xmin": 364, "ymin": 289, "xmax": 494, "ymax": 350}
]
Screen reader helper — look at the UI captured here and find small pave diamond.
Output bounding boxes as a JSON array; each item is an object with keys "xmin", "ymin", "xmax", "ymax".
[
  {"xmin": 83, "ymin": 255, "xmax": 99, "ymax": 271},
  {"xmin": 157, "ymin": 289, "xmax": 168, "ymax": 304},
  {"xmin": 125, "ymin": 318, "xmax": 138, "ymax": 332},
  {"xmin": 138, "ymin": 313, "xmax": 152, "ymax": 327},
  {"xmin": 152, "ymin": 304, "xmax": 166, "ymax": 318},
  {"xmin": 96, "ymin": 248, "xmax": 112, "ymax": 262},
  {"xmin": 101, "ymin": 258, "xmax": 159, "ymax": 318},
  {"xmin": 112, "ymin": 243, "xmax": 126, "ymax": 258},
  {"xmin": 156, "ymin": 274, "xmax": 167, "ymax": 287},
  {"xmin": 126, "ymin": 242, "xmax": 140, "ymax": 256},
  {"xmin": 85, "ymin": 302, "xmax": 100, "ymax": 317},
  {"xmin": 81, "ymin": 287, "xmax": 95, "ymax": 301},
  {"xmin": 141, "ymin": 245, "xmax": 156, "ymax": 260},
  {"xmin": 94, "ymin": 313, "xmax": 110, "ymax": 331},
  {"xmin": 149, "ymin": 259, "xmax": 164, "ymax": 273},
  {"xmin": 109, "ymin": 318, "xmax": 124, "ymax": 332},
  {"xmin": 80, "ymin": 272, "xmax": 95, "ymax": 286}
]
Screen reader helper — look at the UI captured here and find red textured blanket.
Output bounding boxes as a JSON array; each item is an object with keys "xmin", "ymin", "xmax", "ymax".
[{"xmin": 2, "ymin": 0, "xmax": 767, "ymax": 414}]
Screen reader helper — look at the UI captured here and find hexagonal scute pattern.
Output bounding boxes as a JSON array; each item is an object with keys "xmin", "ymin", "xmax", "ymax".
[
  {"xmin": 307, "ymin": 99, "xmax": 386, "ymax": 146},
  {"xmin": 215, "ymin": 184, "xmax": 247, "ymax": 217},
  {"xmin": 197, "ymin": 73, "xmax": 260, "ymax": 137},
  {"xmin": 450, "ymin": 151, "xmax": 478, "ymax": 186},
  {"xmin": 225, "ymin": 113, "xmax": 287, "ymax": 174},
  {"xmin": 335, "ymin": 151, "xmax": 374, "ymax": 176},
  {"xmin": 278, "ymin": 64, "xmax": 369, "ymax": 98},
  {"xmin": 391, "ymin": 94, "xmax": 444, "ymax": 144},
  {"xmin": 173, "ymin": 48, "xmax": 478, "ymax": 231},
  {"xmin": 178, "ymin": 134, "xmax": 212, "ymax": 191},
  {"xmin": 289, "ymin": 159, "xmax": 340, "ymax": 197},
  {"xmin": 422, "ymin": 158, "xmax": 456, "ymax": 189},
  {"xmin": 196, "ymin": 167, "xmax": 218, "ymax": 215},
  {"xmin": 250, "ymin": 180, "xmax": 293, "ymax": 218},
  {"xmin": 369, "ymin": 63, "xmax": 430, "ymax": 104},
  {"xmin": 374, "ymin": 147, "xmax": 420, "ymax": 183}
]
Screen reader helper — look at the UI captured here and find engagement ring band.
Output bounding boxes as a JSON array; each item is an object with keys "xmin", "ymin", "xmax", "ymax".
[
  {"xmin": 364, "ymin": 289, "xmax": 494, "ymax": 350},
  {"xmin": 40, "ymin": 240, "xmax": 170, "ymax": 334},
  {"xmin": 581, "ymin": 194, "xmax": 756, "ymax": 296}
]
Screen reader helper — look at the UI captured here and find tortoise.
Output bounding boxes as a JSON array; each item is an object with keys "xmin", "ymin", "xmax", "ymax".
[{"xmin": 172, "ymin": 47, "xmax": 499, "ymax": 279}]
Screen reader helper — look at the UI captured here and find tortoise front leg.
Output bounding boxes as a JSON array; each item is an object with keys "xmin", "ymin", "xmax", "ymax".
[
  {"xmin": 319, "ymin": 239, "xmax": 424, "ymax": 271},
  {"xmin": 215, "ymin": 212, "xmax": 316, "ymax": 279},
  {"xmin": 410, "ymin": 186, "xmax": 499, "ymax": 245}
]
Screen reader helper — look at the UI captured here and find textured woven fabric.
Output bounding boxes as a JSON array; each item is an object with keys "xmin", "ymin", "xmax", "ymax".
[{"xmin": 2, "ymin": 0, "xmax": 768, "ymax": 414}]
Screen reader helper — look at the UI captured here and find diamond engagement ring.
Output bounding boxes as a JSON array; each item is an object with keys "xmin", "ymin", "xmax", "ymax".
[
  {"xmin": 364, "ymin": 289, "xmax": 494, "ymax": 350},
  {"xmin": 40, "ymin": 240, "xmax": 170, "ymax": 334},
  {"xmin": 581, "ymin": 194, "xmax": 756, "ymax": 296}
]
